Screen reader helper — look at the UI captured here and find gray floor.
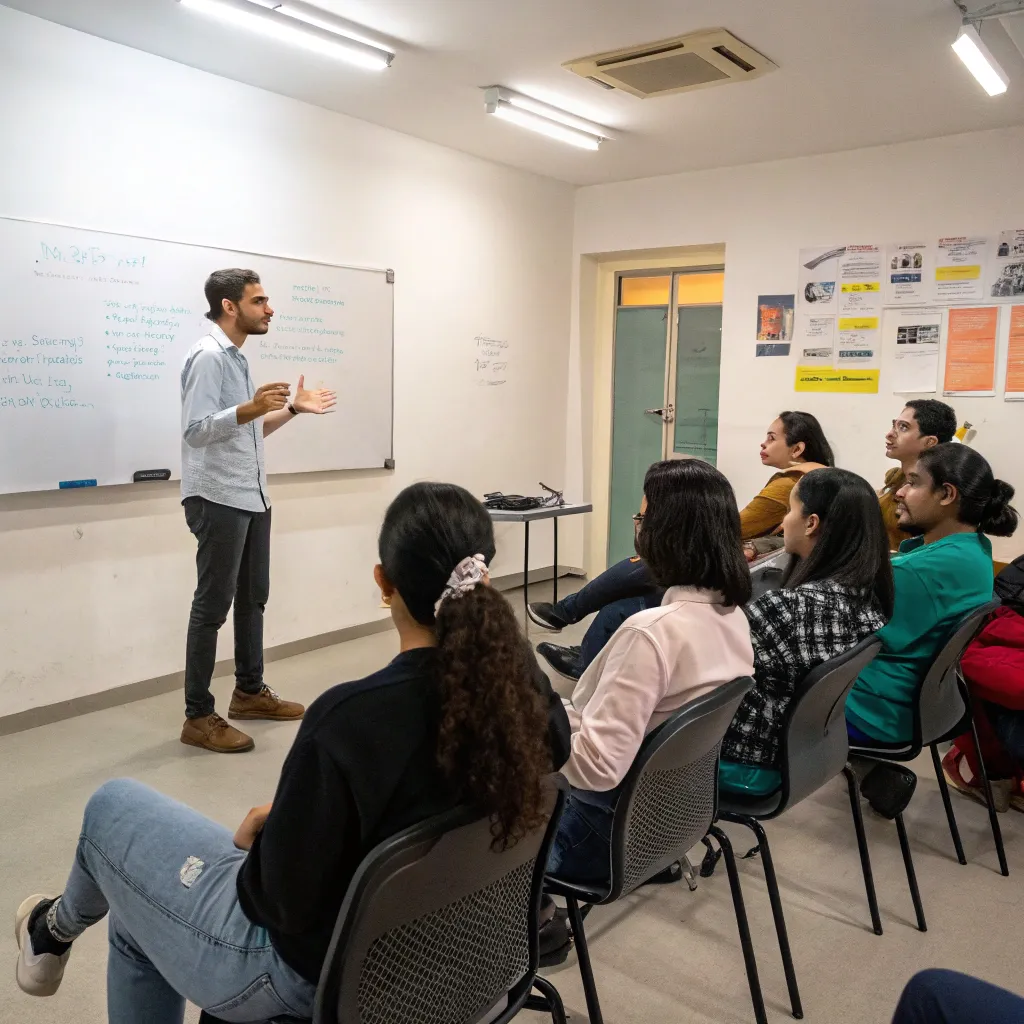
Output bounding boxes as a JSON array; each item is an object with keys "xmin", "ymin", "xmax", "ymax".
[{"xmin": 1, "ymin": 586, "xmax": 1021, "ymax": 1024}]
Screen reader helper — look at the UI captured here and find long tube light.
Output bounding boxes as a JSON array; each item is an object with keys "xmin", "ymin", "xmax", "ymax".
[
  {"xmin": 952, "ymin": 23, "xmax": 1009, "ymax": 95},
  {"xmin": 483, "ymin": 87, "xmax": 610, "ymax": 151},
  {"xmin": 178, "ymin": 0, "xmax": 394, "ymax": 71}
]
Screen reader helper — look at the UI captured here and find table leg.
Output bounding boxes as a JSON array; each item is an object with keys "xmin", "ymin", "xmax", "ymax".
[
  {"xmin": 552, "ymin": 517, "xmax": 559, "ymax": 605},
  {"xmin": 523, "ymin": 520, "xmax": 530, "ymax": 624}
]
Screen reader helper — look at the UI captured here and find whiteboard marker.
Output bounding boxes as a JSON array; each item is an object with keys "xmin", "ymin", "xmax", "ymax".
[{"xmin": 59, "ymin": 479, "xmax": 97, "ymax": 489}]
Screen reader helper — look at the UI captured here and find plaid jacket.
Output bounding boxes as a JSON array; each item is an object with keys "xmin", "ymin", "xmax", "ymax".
[{"xmin": 722, "ymin": 580, "xmax": 887, "ymax": 768}]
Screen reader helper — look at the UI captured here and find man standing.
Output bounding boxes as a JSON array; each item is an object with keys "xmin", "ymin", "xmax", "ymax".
[
  {"xmin": 179, "ymin": 269, "xmax": 336, "ymax": 753},
  {"xmin": 880, "ymin": 399, "xmax": 957, "ymax": 551}
]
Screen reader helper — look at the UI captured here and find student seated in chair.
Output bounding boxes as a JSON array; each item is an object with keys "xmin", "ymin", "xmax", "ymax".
[
  {"xmin": 847, "ymin": 444, "xmax": 1018, "ymax": 815},
  {"xmin": 879, "ymin": 398, "xmax": 957, "ymax": 552},
  {"xmin": 14, "ymin": 483, "xmax": 570, "ymax": 1023},
  {"xmin": 547, "ymin": 459, "xmax": 755, "ymax": 885},
  {"xmin": 532, "ymin": 411, "xmax": 834, "ymax": 681},
  {"xmin": 718, "ymin": 468, "xmax": 895, "ymax": 796}
]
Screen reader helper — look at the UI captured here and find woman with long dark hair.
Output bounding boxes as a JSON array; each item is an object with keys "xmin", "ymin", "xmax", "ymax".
[
  {"xmin": 549, "ymin": 459, "xmax": 755, "ymax": 883},
  {"xmin": 720, "ymin": 468, "xmax": 894, "ymax": 795},
  {"xmin": 15, "ymin": 483, "xmax": 570, "ymax": 1022}
]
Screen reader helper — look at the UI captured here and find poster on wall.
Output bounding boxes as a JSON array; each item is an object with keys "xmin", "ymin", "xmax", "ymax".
[
  {"xmin": 797, "ymin": 246, "xmax": 844, "ymax": 311},
  {"xmin": 935, "ymin": 236, "xmax": 988, "ymax": 303},
  {"xmin": 943, "ymin": 306, "xmax": 998, "ymax": 396},
  {"xmin": 755, "ymin": 294, "xmax": 794, "ymax": 356},
  {"xmin": 885, "ymin": 241, "xmax": 934, "ymax": 305},
  {"xmin": 836, "ymin": 316, "xmax": 880, "ymax": 367},
  {"xmin": 884, "ymin": 307, "xmax": 941, "ymax": 394},
  {"xmin": 1006, "ymin": 305, "xmax": 1024, "ymax": 401},
  {"xmin": 794, "ymin": 365, "xmax": 879, "ymax": 393},
  {"xmin": 797, "ymin": 314, "xmax": 835, "ymax": 364},
  {"xmin": 837, "ymin": 244, "xmax": 883, "ymax": 315},
  {"xmin": 986, "ymin": 229, "xmax": 1024, "ymax": 300}
]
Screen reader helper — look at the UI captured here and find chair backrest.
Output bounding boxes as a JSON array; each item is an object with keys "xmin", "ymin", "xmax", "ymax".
[
  {"xmin": 313, "ymin": 780, "xmax": 565, "ymax": 1024},
  {"xmin": 916, "ymin": 598, "xmax": 1001, "ymax": 745},
  {"xmin": 777, "ymin": 636, "xmax": 881, "ymax": 810},
  {"xmin": 605, "ymin": 676, "xmax": 754, "ymax": 902}
]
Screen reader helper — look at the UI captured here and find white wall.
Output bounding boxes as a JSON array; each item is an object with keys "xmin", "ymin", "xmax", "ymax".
[
  {"xmin": 0, "ymin": 7, "xmax": 576, "ymax": 718},
  {"xmin": 572, "ymin": 127, "xmax": 1024, "ymax": 563}
]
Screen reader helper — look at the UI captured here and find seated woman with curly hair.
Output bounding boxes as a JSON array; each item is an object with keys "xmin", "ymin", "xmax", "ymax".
[{"xmin": 15, "ymin": 482, "xmax": 570, "ymax": 1023}]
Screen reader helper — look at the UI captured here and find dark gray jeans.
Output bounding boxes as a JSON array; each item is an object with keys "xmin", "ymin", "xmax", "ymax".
[{"xmin": 183, "ymin": 498, "xmax": 271, "ymax": 719}]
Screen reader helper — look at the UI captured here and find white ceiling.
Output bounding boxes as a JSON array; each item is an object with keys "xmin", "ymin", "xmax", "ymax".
[{"xmin": 6, "ymin": 0, "xmax": 1024, "ymax": 185}]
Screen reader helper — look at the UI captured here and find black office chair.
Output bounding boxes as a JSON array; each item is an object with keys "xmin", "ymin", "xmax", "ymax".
[
  {"xmin": 717, "ymin": 636, "xmax": 884, "ymax": 1021},
  {"xmin": 849, "ymin": 598, "xmax": 1006, "ymax": 934},
  {"xmin": 544, "ymin": 677, "xmax": 772, "ymax": 1024},
  {"xmin": 199, "ymin": 780, "xmax": 567, "ymax": 1024}
]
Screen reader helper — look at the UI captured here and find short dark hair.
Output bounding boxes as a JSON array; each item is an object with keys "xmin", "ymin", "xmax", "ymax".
[
  {"xmin": 786, "ymin": 468, "xmax": 895, "ymax": 618},
  {"xmin": 916, "ymin": 444, "xmax": 1019, "ymax": 537},
  {"xmin": 636, "ymin": 459, "xmax": 752, "ymax": 607},
  {"xmin": 778, "ymin": 411, "xmax": 835, "ymax": 467},
  {"xmin": 204, "ymin": 268, "xmax": 261, "ymax": 321},
  {"xmin": 905, "ymin": 399, "xmax": 957, "ymax": 444}
]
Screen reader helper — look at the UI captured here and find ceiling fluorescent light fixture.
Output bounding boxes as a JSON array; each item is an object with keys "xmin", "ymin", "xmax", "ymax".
[
  {"xmin": 178, "ymin": 0, "xmax": 394, "ymax": 71},
  {"xmin": 952, "ymin": 23, "xmax": 1008, "ymax": 95},
  {"xmin": 483, "ymin": 87, "xmax": 610, "ymax": 150}
]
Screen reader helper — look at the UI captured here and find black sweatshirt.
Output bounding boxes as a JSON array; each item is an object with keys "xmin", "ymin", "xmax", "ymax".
[{"xmin": 236, "ymin": 645, "xmax": 571, "ymax": 984}]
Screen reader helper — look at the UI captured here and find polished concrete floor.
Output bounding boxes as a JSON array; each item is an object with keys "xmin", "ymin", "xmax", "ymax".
[{"xmin": 1, "ymin": 585, "xmax": 1021, "ymax": 1024}]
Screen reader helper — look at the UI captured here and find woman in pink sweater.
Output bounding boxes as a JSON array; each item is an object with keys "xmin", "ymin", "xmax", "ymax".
[{"xmin": 548, "ymin": 459, "xmax": 755, "ymax": 884}]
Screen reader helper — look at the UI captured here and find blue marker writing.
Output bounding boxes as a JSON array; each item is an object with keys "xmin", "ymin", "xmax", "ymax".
[{"xmin": 59, "ymin": 479, "xmax": 97, "ymax": 489}]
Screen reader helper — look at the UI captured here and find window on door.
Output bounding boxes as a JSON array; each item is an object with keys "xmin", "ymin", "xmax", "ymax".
[{"xmin": 607, "ymin": 269, "xmax": 725, "ymax": 564}]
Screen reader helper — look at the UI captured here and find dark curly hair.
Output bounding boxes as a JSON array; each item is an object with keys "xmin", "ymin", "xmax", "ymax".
[{"xmin": 378, "ymin": 482, "xmax": 552, "ymax": 848}]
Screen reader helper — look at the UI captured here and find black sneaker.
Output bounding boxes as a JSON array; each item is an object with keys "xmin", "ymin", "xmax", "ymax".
[
  {"xmin": 537, "ymin": 642, "xmax": 583, "ymax": 681},
  {"xmin": 860, "ymin": 763, "xmax": 918, "ymax": 819},
  {"xmin": 527, "ymin": 602, "xmax": 571, "ymax": 632}
]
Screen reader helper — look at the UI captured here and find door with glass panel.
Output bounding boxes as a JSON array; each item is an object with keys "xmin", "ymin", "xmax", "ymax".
[{"xmin": 608, "ymin": 270, "xmax": 724, "ymax": 564}]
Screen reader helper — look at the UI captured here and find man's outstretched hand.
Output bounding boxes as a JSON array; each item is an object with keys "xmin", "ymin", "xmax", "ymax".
[{"xmin": 292, "ymin": 375, "xmax": 337, "ymax": 415}]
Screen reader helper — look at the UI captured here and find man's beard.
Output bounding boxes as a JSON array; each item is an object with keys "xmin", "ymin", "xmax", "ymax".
[{"xmin": 900, "ymin": 519, "xmax": 926, "ymax": 536}]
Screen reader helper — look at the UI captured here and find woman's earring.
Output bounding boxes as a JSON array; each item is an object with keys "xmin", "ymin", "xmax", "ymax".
[{"xmin": 379, "ymin": 592, "xmax": 392, "ymax": 609}]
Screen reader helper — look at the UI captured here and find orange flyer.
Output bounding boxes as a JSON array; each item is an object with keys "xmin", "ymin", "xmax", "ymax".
[
  {"xmin": 943, "ymin": 306, "xmax": 998, "ymax": 394},
  {"xmin": 1007, "ymin": 305, "xmax": 1024, "ymax": 399}
]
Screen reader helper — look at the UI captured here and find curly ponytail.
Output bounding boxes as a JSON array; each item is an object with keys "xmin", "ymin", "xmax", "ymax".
[
  {"xmin": 378, "ymin": 482, "xmax": 552, "ymax": 848},
  {"xmin": 435, "ymin": 586, "xmax": 552, "ymax": 848},
  {"xmin": 982, "ymin": 479, "xmax": 1019, "ymax": 537}
]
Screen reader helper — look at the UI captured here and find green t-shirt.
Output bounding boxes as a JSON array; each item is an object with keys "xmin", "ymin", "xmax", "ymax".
[{"xmin": 845, "ymin": 532, "xmax": 994, "ymax": 742}]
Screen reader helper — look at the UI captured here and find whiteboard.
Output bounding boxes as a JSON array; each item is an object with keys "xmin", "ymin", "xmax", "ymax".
[{"xmin": 0, "ymin": 216, "xmax": 393, "ymax": 494}]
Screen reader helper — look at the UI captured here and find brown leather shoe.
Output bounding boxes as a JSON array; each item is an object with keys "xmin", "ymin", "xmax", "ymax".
[
  {"xmin": 180, "ymin": 713, "xmax": 254, "ymax": 753},
  {"xmin": 228, "ymin": 685, "xmax": 305, "ymax": 722}
]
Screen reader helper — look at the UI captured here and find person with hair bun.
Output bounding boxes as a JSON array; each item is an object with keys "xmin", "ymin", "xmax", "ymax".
[
  {"xmin": 847, "ymin": 444, "xmax": 1018, "ymax": 814},
  {"xmin": 14, "ymin": 483, "xmax": 570, "ymax": 1018}
]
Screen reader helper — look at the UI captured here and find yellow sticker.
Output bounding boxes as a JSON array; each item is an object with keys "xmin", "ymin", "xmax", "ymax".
[
  {"xmin": 837, "ymin": 317, "xmax": 880, "ymax": 331},
  {"xmin": 936, "ymin": 265, "xmax": 981, "ymax": 281},
  {"xmin": 840, "ymin": 282, "xmax": 880, "ymax": 292},
  {"xmin": 795, "ymin": 366, "xmax": 879, "ymax": 393}
]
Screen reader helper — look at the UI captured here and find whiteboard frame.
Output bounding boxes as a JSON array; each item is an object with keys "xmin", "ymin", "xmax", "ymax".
[{"xmin": 0, "ymin": 212, "xmax": 396, "ymax": 481}]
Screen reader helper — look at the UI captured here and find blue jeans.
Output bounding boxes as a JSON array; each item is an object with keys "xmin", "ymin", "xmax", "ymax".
[
  {"xmin": 579, "ymin": 596, "xmax": 661, "ymax": 672},
  {"xmin": 546, "ymin": 789, "xmax": 617, "ymax": 886},
  {"xmin": 892, "ymin": 969, "xmax": 1024, "ymax": 1023},
  {"xmin": 554, "ymin": 557, "xmax": 662, "ymax": 625},
  {"xmin": 51, "ymin": 779, "xmax": 315, "ymax": 1024},
  {"xmin": 985, "ymin": 701, "xmax": 1024, "ymax": 764}
]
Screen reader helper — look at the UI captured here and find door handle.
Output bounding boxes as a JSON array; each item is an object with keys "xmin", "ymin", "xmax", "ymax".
[{"xmin": 645, "ymin": 404, "xmax": 675, "ymax": 423}]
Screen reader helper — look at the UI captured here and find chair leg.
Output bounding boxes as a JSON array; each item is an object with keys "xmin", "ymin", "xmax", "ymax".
[
  {"xmin": 565, "ymin": 895, "xmax": 604, "ymax": 1024},
  {"xmin": 530, "ymin": 975, "xmax": 567, "ymax": 1024},
  {"xmin": 709, "ymin": 826, "xmax": 768, "ymax": 1024},
  {"xmin": 930, "ymin": 743, "xmax": 967, "ymax": 866},
  {"xmin": 967, "ymin": 711, "xmax": 1010, "ymax": 877},
  {"xmin": 894, "ymin": 813, "xmax": 927, "ymax": 932},
  {"xmin": 842, "ymin": 764, "xmax": 883, "ymax": 936}
]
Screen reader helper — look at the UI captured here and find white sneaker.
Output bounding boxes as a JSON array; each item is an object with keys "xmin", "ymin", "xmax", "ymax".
[{"xmin": 15, "ymin": 894, "xmax": 70, "ymax": 997}]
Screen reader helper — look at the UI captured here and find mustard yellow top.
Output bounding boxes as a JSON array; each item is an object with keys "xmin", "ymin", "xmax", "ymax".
[
  {"xmin": 878, "ymin": 467, "xmax": 908, "ymax": 553},
  {"xmin": 739, "ymin": 465, "xmax": 826, "ymax": 541}
]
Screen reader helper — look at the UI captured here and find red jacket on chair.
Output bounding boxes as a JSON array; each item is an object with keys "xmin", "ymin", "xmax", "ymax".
[{"xmin": 960, "ymin": 605, "xmax": 1024, "ymax": 711}]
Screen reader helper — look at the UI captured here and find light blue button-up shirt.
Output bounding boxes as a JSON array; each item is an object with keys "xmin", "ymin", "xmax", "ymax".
[{"xmin": 180, "ymin": 324, "xmax": 269, "ymax": 512}]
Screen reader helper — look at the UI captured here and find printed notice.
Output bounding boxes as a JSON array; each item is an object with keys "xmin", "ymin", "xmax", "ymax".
[
  {"xmin": 797, "ymin": 314, "xmax": 835, "ymax": 364},
  {"xmin": 837, "ymin": 244, "xmax": 883, "ymax": 315},
  {"xmin": 797, "ymin": 246, "xmax": 844, "ymax": 312},
  {"xmin": 885, "ymin": 307, "xmax": 941, "ymax": 394},
  {"xmin": 474, "ymin": 335, "xmax": 508, "ymax": 387},
  {"xmin": 836, "ymin": 315, "xmax": 880, "ymax": 367},
  {"xmin": 936, "ymin": 237, "xmax": 987, "ymax": 303},
  {"xmin": 987, "ymin": 229, "xmax": 1024, "ymax": 300},
  {"xmin": 795, "ymin": 365, "xmax": 879, "ymax": 394},
  {"xmin": 885, "ymin": 242, "xmax": 934, "ymax": 305},
  {"xmin": 943, "ymin": 306, "xmax": 998, "ymax": 396},
  {"xmin": 1006, "ymin": 305, "xmax": 1024, "ymax": 401}
]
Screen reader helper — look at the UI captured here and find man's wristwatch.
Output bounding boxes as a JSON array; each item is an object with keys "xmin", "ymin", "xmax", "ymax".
[{"xmin": 287, "ymin": 403, "xmax": 299, "ymax": 416}]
